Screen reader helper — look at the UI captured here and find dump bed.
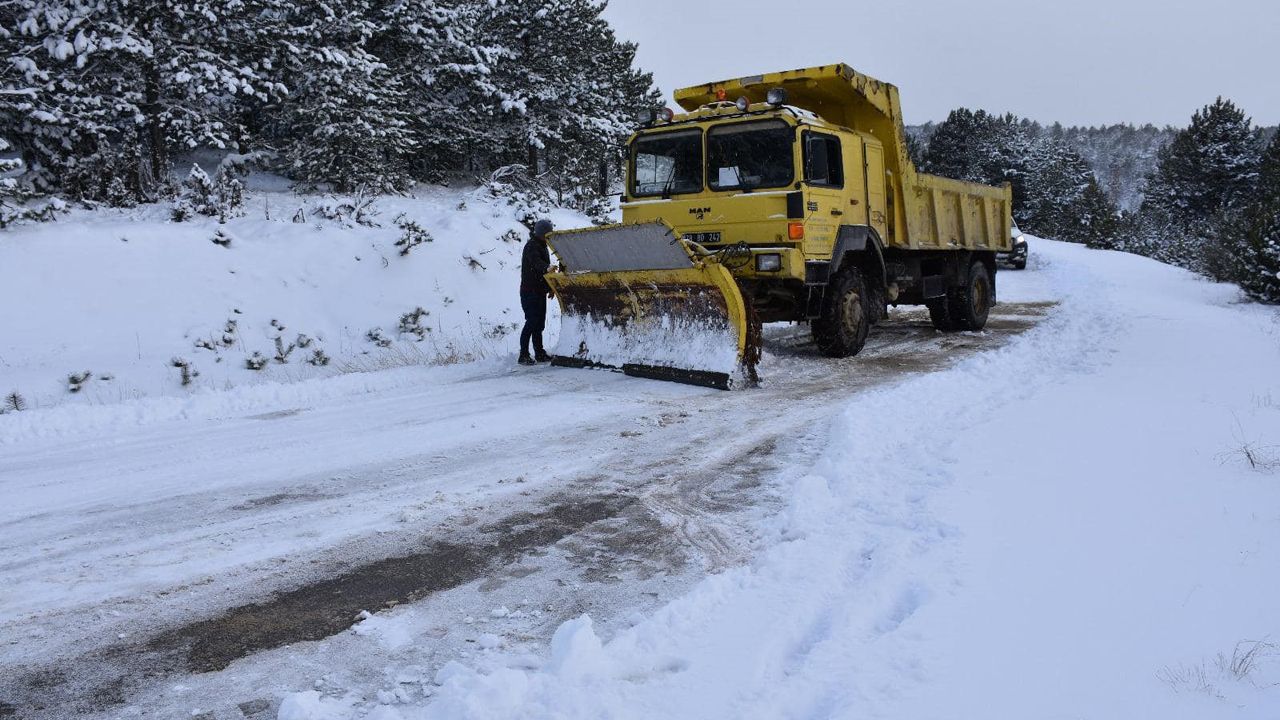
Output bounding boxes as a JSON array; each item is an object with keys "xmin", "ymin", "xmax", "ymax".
[{"xmin": 675, "ymin": 64, "xmax": 1012, "ymax": 253}]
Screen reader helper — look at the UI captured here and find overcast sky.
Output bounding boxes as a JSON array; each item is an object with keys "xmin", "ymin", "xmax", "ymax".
[{"xmin": 600, "ymin": 0, "xmax": 1279, "ymax": 128}]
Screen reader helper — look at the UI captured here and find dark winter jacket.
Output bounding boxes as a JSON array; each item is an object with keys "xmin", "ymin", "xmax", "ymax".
[{"xmin": 521, "ymin": 236, "xmax": 552, "ymax": 294}]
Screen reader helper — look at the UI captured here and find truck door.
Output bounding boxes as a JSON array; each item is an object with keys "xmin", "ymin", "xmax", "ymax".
[
  {"xmin": 802, "ymin": 131, "xmax": 845, "ymax": 257},
  {"xmin": 864, "ymin": 141, "xmax": 889, "ymax": 241}
]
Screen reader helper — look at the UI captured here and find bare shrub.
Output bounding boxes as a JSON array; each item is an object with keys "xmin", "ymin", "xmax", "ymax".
[
  {"xmin": 1158, "ymin": 638, "xmax": 1278, "ymax": 698},
  {"xmin": 1216, "ymin": 639, "xmax": 1276, "ymax": 683},
  {"xmin": 1157, "ymin": 663, "xmax": 1222, "ymax": 698},
  {"xmin": 1218, "ymin": 416, "xmax": 1280, "ymax": 473},
  {"xmin": 365, "ymin": 328, "xmax": 393, "ymax": 348},
  {"xmin": 335, "ymin": 336, "xmax": 491, "ymax": 375}
]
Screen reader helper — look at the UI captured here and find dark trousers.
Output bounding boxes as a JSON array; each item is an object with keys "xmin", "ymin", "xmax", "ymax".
[{"xmin": 519, "ymin": 289, "xmax": 547, "ymax": 355}]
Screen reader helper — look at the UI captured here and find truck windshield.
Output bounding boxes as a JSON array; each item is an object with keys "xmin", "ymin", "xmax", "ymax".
[
  {"xmin": 631, "ymin": 129, "xmax": 703, "ymax": 197},
  {"xmin": 707, "ymin": 120, "xmax": 795, "ymax": 192}
]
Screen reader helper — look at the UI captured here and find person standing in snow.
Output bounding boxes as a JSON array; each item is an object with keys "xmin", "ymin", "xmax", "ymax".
[{"xmin": 518, "ymin": 218, "xmax": 555, "ymax": 365}]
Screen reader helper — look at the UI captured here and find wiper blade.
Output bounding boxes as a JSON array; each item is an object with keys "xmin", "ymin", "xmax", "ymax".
[{"xmin": 661, "ymin": 167, "xmax": 678, "ymax": 199}]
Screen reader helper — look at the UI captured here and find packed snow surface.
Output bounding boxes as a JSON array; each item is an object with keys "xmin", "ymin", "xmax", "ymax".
[
  {"xmin": 2, "ymin": 226, "xmax": 1278, "ymax": 719},
  {"xmin": 278, "ymin": 240, "xmax": 1279, "ymax": 719}
]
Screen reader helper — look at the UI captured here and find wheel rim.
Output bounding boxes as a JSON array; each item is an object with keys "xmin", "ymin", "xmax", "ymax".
[
  {"xmin": 972, "ymin": 276, "xmax": 989, "ymax": 316},
  {"xmin": 842, "ymin": 290, "xmax": 863, "ymax": 334}
]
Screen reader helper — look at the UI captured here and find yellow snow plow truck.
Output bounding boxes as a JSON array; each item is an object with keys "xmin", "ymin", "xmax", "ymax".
[{"xmin": 545, "ymin": 63, "xmax": 1012, "ymax": 389}]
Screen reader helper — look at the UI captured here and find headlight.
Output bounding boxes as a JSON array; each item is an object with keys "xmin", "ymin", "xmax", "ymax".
[
  {"xmin": 1015, "ymin": 235, "xmax": 1026, "ymax": 246},
  {"xmin": 756, "ymin": 253, "xmax": 782, "ymax": 272},
  {"xmin": 766, "ymin": 88, "xmax": 788, "ymax": 106}
]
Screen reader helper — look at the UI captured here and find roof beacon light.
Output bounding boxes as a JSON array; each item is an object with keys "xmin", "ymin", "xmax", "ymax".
[
  {"xmin": 716, "ymin": 88, "xmax": 728, "ymax": 101},
  {"xmin": 735, "ymin": 96, "xmax": 750, "ymax": 112},
  {"xmin": 766, "ymin": 87, "xmax": 788, "ymax": 106}
]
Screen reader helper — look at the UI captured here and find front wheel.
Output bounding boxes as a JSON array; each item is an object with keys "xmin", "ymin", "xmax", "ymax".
[{"xmin": 813, "ymin": 269, "xmax": 872, "ymax": 358}]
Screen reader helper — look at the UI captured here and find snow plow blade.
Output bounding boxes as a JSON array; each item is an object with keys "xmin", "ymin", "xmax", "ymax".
[{"xmin": 545, "ymin": 222, "xmax": 757, "ymax": 390}]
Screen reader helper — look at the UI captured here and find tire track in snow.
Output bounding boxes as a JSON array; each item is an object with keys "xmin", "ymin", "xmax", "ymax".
[{"xmin": 1, "ymin": 303, "xmax": 1054, "ymax": 719}]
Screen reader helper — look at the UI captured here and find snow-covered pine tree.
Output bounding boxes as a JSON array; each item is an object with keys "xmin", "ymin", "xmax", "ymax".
[
  {"xmin": 1145, "ymin": 97, "xmax": 1261, "ymax": 225},
  {"xmin": 1078, "ymin": 176, "xmax": 1121, "ymax": 249},
  {"xmin": 273, "ymin": 0, "xmax": 415, "ymax": 193},
  {"xmin": 1111, "ymin": 206, "xmax": 1185, "ymax": 261},
  {"xmin": 2, "ymin": 0, "xmax": 283, "ymax": 204},
  {"xmin": 1138, "ymin": 97, "xmax": 1264, "ymax": 276},
  {"xmin": 367, "ymin": 0, "xmax": 482, "ymax": 181},
  {"xmin": 1225, "ymin": 133, "xmax": 1280, "ymax": 302},
  {"xmin": 2, "ymin": 0, "xmax": 146, "ymax": 201},
  {"xmin": 172, "ymin": 164, "xmax": 217, "ymax": 220},
  {"xmin": 1, "ymin": 135, "xmax": 29, "ymax": 227},
  {"xmin": 911, "ymin": 120, "xmax": 1187, "ymax": 213},
  {"xmin": 920, "ymin": 108, "xmax": 988, "ymax": 182},
  {"xmin": 1023, "ymin": 140, "xmax": 1115, "ymax": 243},
  {"xmin": 921, "ymin": 109, "xmax": 1033, "ymax": 219},
  {"xmin": 2, "ymin": 0, "xmax": 659, "ymax": 202},
  {"xmin": 468, "ymin": 0, "xmax": 659, "ymax": 202}
]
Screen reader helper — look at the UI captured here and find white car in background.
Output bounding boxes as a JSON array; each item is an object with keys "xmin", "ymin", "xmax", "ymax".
[{"xmin": 1000, "ymin": 223, "xmax": 1028, "ymax": 270}]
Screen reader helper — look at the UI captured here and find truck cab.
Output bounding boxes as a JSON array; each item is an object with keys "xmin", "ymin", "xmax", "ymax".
[{"xmin": 621, "ymin": 102, "xmax": 890, "ymax": 324}]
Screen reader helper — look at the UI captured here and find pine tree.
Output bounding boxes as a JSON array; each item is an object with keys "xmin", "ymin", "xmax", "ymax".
[
  {"xmin": 1078, "ymin": 177, "xmax": 1121, "ymax": 248},
  {"xmin": 1108, "ymin": 98, "xmax": 1264, "ymax": 273},
  {"xmin": 468, "ymin": 0, "xmax": 659, "ymax": 201},
  {"xmin": 921, "ymin": 109, "xmax": 1033, "ymax": 218},
  {"xmin": 1, "ymin": 0, "xmax": 660, "ymax": 202},
  {"xmin": 367, "ymin": 0, "xmax": 480, "ymax": 180},
  {"xmin": 1229, "ymin": 134, "xmax": 1280, "ymax": 302},
  {"xmin": 2, "ymin": 0, "xmax": 284, "ymax": 204},
  {"xmin": 1144, "ymin": 97, "xmax": 1261, "ymax": 224},
  {"xmin": 273, "ymin": 0, "xmax": 416, "ymax": 193},
  {"xmin": 1, "ymin": 135, "xmax": 29, "ymax": 227},
  {"xmin": 1022, "ymin": 140, "xmax": 1115, "ymax": 243}
]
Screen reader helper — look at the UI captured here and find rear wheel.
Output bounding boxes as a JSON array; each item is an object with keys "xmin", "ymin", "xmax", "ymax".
[
  {"xmin": 948, "ymin": 261, "xmax": 993, "ymax": 331},
  {"xmin": 813, "ymin": 269, "xmax": 872, "ymax": 358},
  {"xmin": 926, "ymin": 296, "xmax": 954, "ymax": 330}
]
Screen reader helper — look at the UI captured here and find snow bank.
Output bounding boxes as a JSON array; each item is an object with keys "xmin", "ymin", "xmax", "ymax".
[
  {"xmin": 0, "ymin": 185, "xmax": 589, "ymax": 443},
  {"xmin": 274, "ymin": 239, "xmax": 1280, "ymax": 718}
]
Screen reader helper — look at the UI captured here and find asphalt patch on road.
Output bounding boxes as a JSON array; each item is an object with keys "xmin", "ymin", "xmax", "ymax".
[{"xmin": 3, "ymin": 494, "xmax": 635, "ymax": 718}]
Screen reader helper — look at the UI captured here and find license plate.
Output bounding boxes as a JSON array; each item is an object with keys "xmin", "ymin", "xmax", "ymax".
[{"xmin": 682, "ymin": 232, "xmax": 722, "ymax": 245}]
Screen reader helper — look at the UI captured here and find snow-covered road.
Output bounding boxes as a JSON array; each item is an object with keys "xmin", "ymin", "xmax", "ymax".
[
  {"xmin": 2, "ymin": 288, "xmax": 1046, "ymax": 717},
  {"xmin": 4, "ymin": 238, "xmax": 1278, "ymax": 720}
]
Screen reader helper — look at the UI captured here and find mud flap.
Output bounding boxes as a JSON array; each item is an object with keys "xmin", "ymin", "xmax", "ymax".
[{"xmin": 545, "ymin": 222, "xmax": 756, "ymax": 390}]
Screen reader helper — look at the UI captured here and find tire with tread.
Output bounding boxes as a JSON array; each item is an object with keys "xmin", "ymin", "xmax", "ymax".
[
  {"xmin": 926, "ymin": 296, "xmax": 954, "ymax": 330},
  {"xmin": 813, "ymin": 269, "xmax": 872, "ymax": 358},
  {"xmin": 948, "ymin": 260, "xmax": 993, "ymax": 331}
]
